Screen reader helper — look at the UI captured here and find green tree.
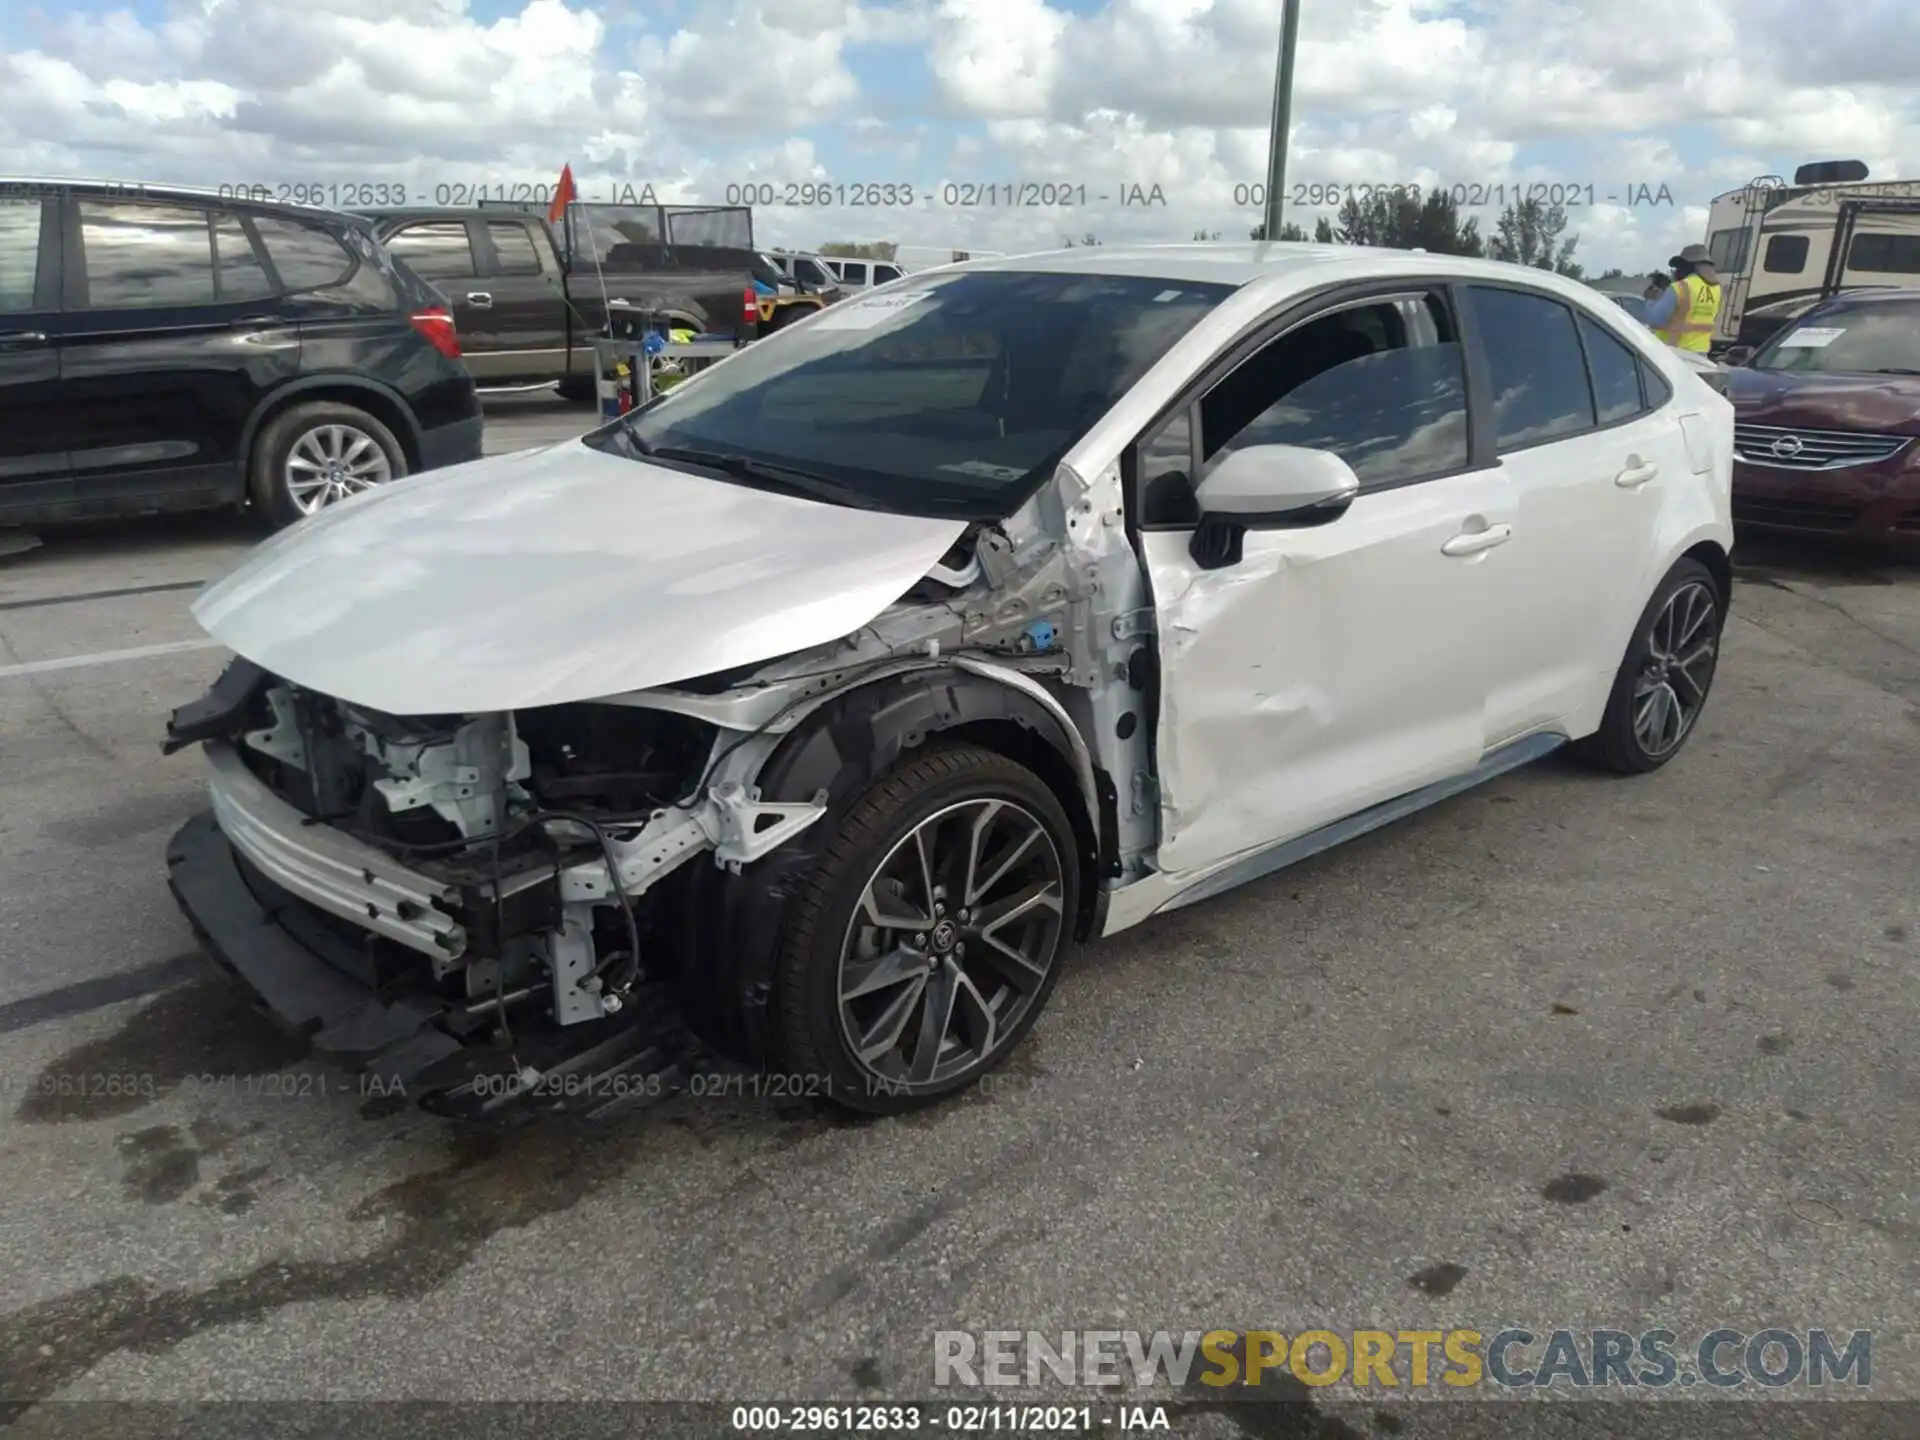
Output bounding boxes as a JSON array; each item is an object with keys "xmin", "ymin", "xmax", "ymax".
[
  {"xmin": 1488, "ymin": 198, "xmax": 1583, "ymax": 277},
  {"xmin": 1410, "ymin": 191, "xmax": 1484, "ymax": 256},
  {"xmin": 1325, "ymin": 189, "xmax": 1483, "ymax": 256},
  {"xmin": 817, "ymin": 241, "xmax": 899, "ymax": 261}
]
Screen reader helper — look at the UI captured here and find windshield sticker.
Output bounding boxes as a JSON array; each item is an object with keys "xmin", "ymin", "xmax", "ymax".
[
  {"xmin": 810, "ymin": 292, "xmax": 931, "ymax": 330},
  {"xmin": 1779, "ymin": 326, "xmax": 1845, "ymax": 347},
  {"xmin": 939, "ymin": 460, "xmax": 1028, "ymax": 482},
  {"xmin": 1153, "ymin": 289, "xmax": 1184, "ymax": 302}
]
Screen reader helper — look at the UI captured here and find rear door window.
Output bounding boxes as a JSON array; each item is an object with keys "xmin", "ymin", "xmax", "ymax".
[
  {"xmin": 77, "ymin": 200, "xmax": 218, "ymax": 309},
  {"xmin": 486, "ymin": 221, "xmax": 543, "ymax": 276},
  {"xmin": 1577, "ymin": 314, "xmax": 1645, "ymax": 425},
  {"xmin": 1463, "ymin": 285, "xmax": 1597, "ymax": 450},
  {"xmin": 384, "ymin": 221, "xmax": 478, "ymax": 281},
  {"xmin": 211, "ymin": 212, "xmax": 276, "ymax": 302}
]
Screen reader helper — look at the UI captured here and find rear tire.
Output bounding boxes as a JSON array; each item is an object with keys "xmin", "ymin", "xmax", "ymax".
[
  {"xmin": 555, "ymin": 374, "xmax": 597, "ymax": 404},
  {"xmin": 249, "ymin": 401, "xmax": 407, "ymax": 530},
  {"xmin": 769, "ymin": 746, "xmax": 1079, "ymax": 1116},
  {"xmin": 1575, "ymin": 557, "xmax": 1722, "ymax": 775}
]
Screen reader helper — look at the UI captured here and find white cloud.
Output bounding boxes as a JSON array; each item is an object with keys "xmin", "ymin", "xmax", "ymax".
[{"xmin": 5, "ymin": 0, "xmax": 1920, "ymax": 271}]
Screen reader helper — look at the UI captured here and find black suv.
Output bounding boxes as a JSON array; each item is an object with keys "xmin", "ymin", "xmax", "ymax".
[{"xmin": 0, "ymin": 180, "xmax": 483, "ymax": 530}]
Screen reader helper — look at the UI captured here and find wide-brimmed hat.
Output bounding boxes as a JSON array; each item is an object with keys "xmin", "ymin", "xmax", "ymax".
[{"xmin": 1669, "ymin": 243, "xmax": 1713, "ymax": 267}]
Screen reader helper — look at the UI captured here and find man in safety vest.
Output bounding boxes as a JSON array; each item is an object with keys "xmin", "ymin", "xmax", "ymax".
[{"xmin": 1644, "ymin": 244, "xmax": 1722, "ymax": 351}]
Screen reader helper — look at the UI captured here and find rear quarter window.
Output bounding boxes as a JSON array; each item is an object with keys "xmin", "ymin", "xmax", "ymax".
[{"xmin": 252, "ymin": 214, "xmax": 398, "ymax": 311}]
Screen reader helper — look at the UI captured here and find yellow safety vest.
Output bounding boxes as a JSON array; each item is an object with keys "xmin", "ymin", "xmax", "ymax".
[{"xmin": 1655, "ymin": 275, "xmax": 1721, "ymax": 352}]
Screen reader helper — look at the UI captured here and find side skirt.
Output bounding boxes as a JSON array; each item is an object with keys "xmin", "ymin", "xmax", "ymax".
[{"xmin": 1108, "ymin": 731, "xmax": 1568, "ymax": 930}]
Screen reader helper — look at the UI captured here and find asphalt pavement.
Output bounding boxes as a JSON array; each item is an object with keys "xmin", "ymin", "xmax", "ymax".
[{"xmin": 1, "ymin": 393, "xmax": 1917, "ymax": 1435}]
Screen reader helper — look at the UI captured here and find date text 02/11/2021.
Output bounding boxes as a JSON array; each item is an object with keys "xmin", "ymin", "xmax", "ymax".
[{"xmin": 1232, "ymin": 181, "xmax": 1679, "ymax": 209}]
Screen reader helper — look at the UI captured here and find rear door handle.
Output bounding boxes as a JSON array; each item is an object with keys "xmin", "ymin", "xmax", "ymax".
[
  {"xmin": 466, "ymin": 292, "xmax": 493, "ymax": 308},
  {"xmin": 1441, "ymin": 523, "xmax": 1513, "ymax": 557},
  {"xmin": 0, "ymin": 330, "xmax": 48, "ymax": 346},
  {"xmin": 1616, "ymin": 458, "xmax": 1659, "ymax": 488}
]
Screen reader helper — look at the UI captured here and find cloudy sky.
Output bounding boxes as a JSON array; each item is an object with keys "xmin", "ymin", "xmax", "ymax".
[{"xmin": 3, "ymin": 0, "xmax": 1916, "ymax": 273}]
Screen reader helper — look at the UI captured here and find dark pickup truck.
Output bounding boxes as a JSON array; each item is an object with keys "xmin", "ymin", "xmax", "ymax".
[{"xmin": 358, "ymin": 202, "xmax": 831, "ymax": 400}]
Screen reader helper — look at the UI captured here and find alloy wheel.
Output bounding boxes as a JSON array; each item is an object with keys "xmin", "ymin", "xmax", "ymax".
[
  {"xmin": 284, "ymin": 423, "xmax": 394, "ymax": 514},
  {"xmin": 1632, "ymin": 579, "xmax": 1719, "ymax": 759},
  {"xmin": 836, "ymin": 798, "xmax": 1066, "ymax": 1091}
]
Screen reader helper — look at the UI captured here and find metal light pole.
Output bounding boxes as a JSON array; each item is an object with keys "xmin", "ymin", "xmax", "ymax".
[{"xmin": 1262, "ymin": 0, "xmax": 1300, "ymax": 242}]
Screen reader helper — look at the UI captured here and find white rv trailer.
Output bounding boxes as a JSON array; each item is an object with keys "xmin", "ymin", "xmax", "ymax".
[{"xmin": 1700, "ymin": 161, "xmax": 1920, "ymax": 351}]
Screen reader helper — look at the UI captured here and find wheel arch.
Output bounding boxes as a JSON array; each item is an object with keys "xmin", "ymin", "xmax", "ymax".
[
  {"xmin": 240, "ymin": 376, "xmax": 426, "ymax": 476},
  {"xmin": 671, "ymin": 667, "xmax": 1105, "ymax": 1065},
  {"xmin": 1681, "ymin": 537, "xmax": 1733, "ymax": 611}
]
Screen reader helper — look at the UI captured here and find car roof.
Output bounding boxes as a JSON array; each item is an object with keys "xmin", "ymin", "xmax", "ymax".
[
  {"xmin": 0, "ymin": 177, "xmax": 363, "ymax": 224},
  {"xmin": 940, "ymin": 241, "xmax": 1617, "ymax": 301}
]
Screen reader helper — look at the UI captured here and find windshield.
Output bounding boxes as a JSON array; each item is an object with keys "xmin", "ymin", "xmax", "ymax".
[
  {"xmin": 586, "ymin": 269, "xmax": 1237, "ymax": 518},
  {"xmin": 1755, "ymin": 303, "xmax": 1920, "ymax": 374}
]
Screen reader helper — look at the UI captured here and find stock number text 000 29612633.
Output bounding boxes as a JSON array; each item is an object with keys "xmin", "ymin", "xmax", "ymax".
[{"xmin": 212, "ymin": 180, "xmax": 661, "ymax": 208}]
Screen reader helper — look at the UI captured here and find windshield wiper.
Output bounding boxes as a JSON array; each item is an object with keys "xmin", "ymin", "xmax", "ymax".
[
  {"xmin": 1867, "ymin": 367, "xmax": 1920, "ymax": 375},
  {"xmin": 635, "ymin": 442, "xmax": 886, "ymax": 510}
]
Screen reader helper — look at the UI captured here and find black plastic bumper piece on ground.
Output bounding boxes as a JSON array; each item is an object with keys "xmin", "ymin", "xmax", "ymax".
[{"xmin": 165, "ymin": 811, "xmax": 714, "ymax": 1123}]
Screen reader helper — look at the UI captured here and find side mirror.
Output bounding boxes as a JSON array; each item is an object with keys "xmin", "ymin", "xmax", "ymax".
[
  {"xmin": 1194, "ymin": 444, "xmax": 1360, "ymax": 525},
  {"xmin": 1722, "ymin": 345, "xmax": 1755, "ymax": 367},
  {"xmin": 1188, "ymin": 445, "xmax": 1361, "ymax": 569}
]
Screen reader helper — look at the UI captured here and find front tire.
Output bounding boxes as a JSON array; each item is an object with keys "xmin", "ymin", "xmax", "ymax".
[
  {"xmin": 1576, "ymin": 557, "xmax": 1723, "ymax": 774},
  {"xmin": 770, "ymin": 746, "xmax": 1079, "ymax": 1116},
  {"xmin": 249, "ymin": 401, "xmax": 407, "ymax": 530}
]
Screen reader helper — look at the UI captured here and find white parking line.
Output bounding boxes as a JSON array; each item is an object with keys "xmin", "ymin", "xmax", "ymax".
[{"xmin": 0, "ymin": 638, "xmax": 225, "ymax": 680}]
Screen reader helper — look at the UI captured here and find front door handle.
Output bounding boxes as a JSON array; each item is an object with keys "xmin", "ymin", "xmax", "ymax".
[
  {"xmin": 1441, "ymin": 523, "xmax": 1513, "ymax": 557},
  {"xmin": 1616, "ymin": 457, "xmax": 1659, "ymax": 488},
  {"xmin": 466, "ymin": 292, "xmax": 493, "ymax": 308},
  {"xmin": 0, "ymin": 330, "xmax": 48, "ymax": 346}
]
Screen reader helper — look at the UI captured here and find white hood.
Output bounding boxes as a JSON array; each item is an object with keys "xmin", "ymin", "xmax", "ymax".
[{"xmin": 193, "ymin": 439, "xmax": 967, "ymax": 715}]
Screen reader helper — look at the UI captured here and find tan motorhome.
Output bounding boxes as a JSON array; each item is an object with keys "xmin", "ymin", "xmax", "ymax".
[{"xmin": 1700, "ymin": 161, "xmax": 1920, "ymax": 352}]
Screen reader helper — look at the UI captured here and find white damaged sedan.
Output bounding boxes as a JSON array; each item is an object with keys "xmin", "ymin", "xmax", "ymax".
[{"xmin": 164, "ymin": 243, "xmax": 1734, "ymax": 1120}]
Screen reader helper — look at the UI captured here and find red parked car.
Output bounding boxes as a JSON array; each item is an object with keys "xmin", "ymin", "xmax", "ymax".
[{"xmin": 1724, "ymin": 290, "xmax": 1920, "ymax": 553}]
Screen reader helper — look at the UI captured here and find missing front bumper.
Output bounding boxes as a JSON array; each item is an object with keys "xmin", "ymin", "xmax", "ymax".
[{"xmin": 165, "ymin": 811, "xmax": 710, "ymax": 1122}]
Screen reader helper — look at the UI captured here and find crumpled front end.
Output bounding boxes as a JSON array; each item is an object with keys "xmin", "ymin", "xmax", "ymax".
[{"xmin": 162, "ymin": 661, "xmax": 829, "ymax": 1120}]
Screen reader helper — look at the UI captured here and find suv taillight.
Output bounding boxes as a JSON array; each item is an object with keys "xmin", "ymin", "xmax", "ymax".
[{"xmin": 409, "ymin": 305, "xmax": 461, "ymax": 359}]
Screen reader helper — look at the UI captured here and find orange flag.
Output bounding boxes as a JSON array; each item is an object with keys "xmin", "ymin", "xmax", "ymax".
[{"xmin": 548, "ymin": 163, "xmax": 577, "ymax": 224}]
